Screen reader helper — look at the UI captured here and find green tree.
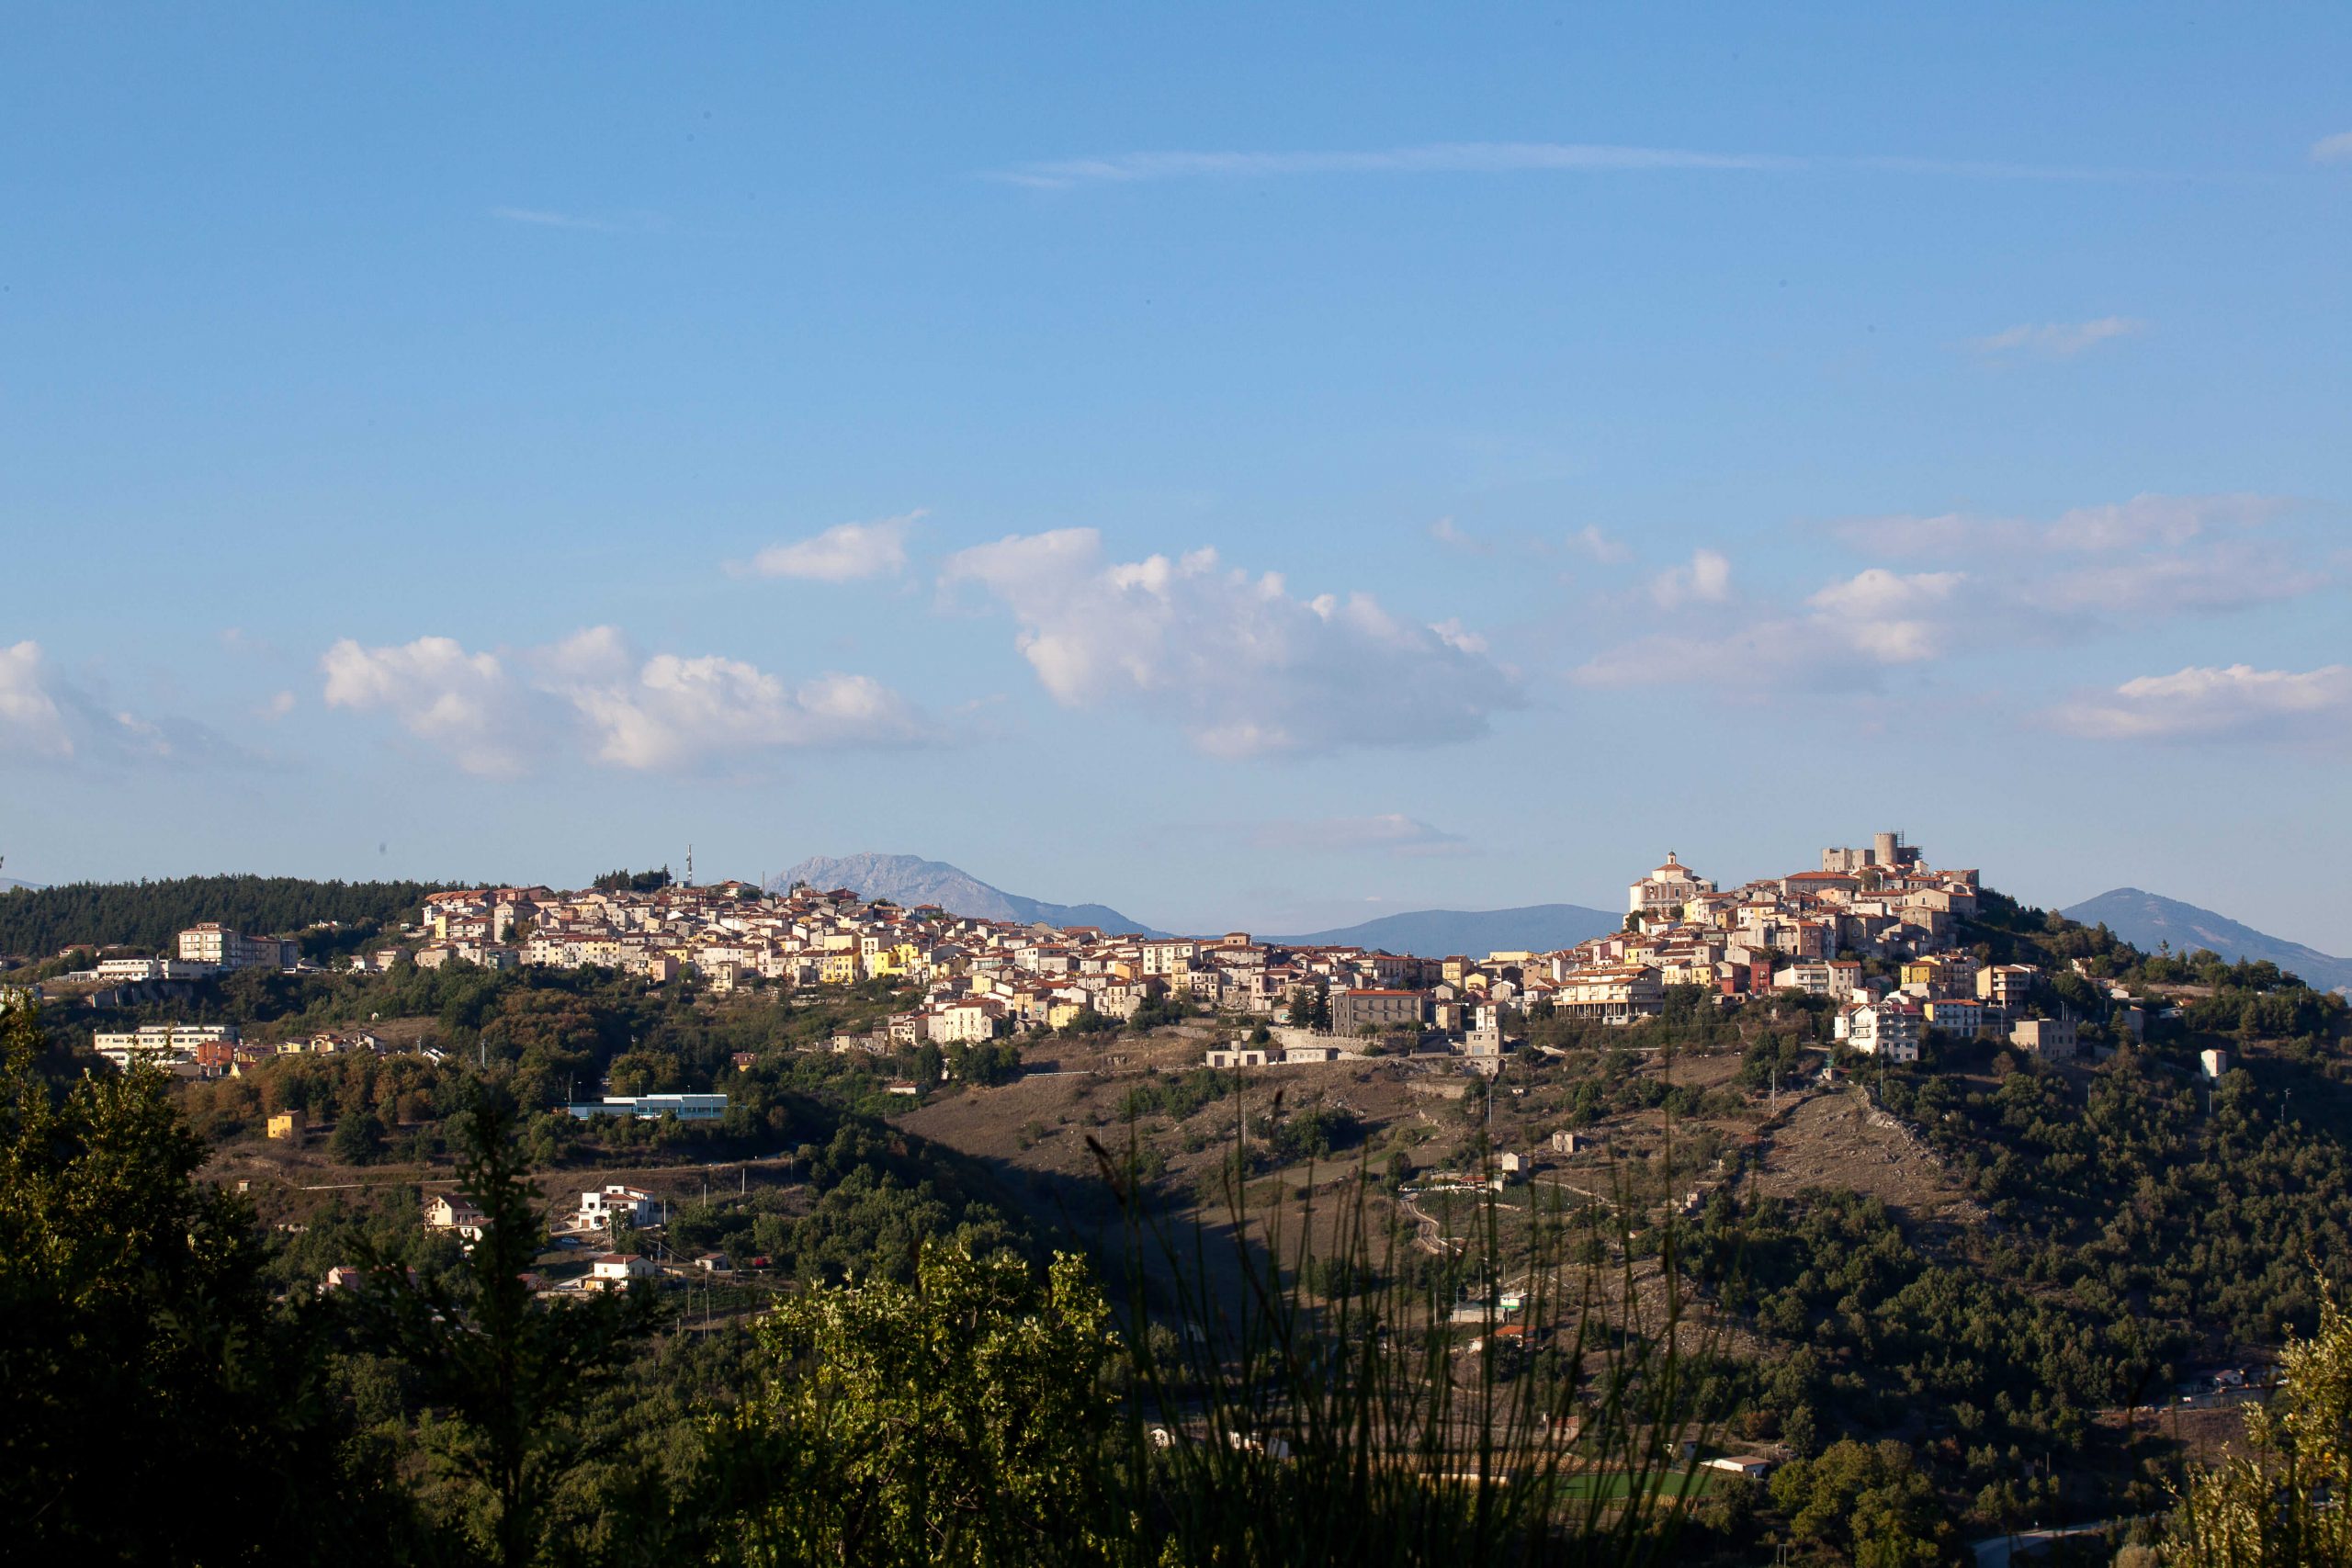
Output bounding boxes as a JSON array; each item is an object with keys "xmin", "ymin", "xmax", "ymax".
[
  {"xmin": 717, "ymin": 1240, "xmax": 1118, "ymax": 1566},
  {"xmin": 2167, "ymin": 1277, "xmax": 2352, "ymax": 1567},
  {"xmin": 1770, "ymin": 1438, "xmax": 1956, "ymax": 1567},
  {"xmin": 0, "ymin": 1001, "xmax": 403, "ymax": 1562},
  {"xmin": 348, "ymin": 1087, "xmax": 665, "ymax": 1567},
  {"xmin": 331, "ymin": 1105, "xmax": 387, "ymax": 1165}
]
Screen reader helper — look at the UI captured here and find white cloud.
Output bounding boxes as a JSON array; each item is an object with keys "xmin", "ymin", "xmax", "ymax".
[
  {"xmin": 2311, "ymin": 132, "xmax": 2352, "ymax": 164},
  {"xmin": 322, "ymin": 628, "xmax": 928, "ymax": 775},
  {"xmin": 1579, "ymin": 566, "xmax": 1968, "ymax": 690},
  {"xmin": 1251, "ymin": 813, "xmax": 1470, "ymax": 857},
  {"xmin": 260, "ymin": 690, "xmax": 297, "ymax": 719},
  {"xmin": 1650, "ymin": 548, "xmax": 1732, "ymax": 607},
  {"xmin": 729, "ymin": 511, "xmax": 922, "ymax": 581},
  {"xmin": 1969, "ymin": 317, "xmax": 2148, "ymax": 358},
  {"xmin": 564, "ymin": 653, "xmax": 926, "ymax": 771},
  {"xmin": 0, "ymin": 641, "xmax": 74, "ymax": 760},
  {"xmin": 989, "ymin": 141, "xmax": 2123, "ymax": 191},
  {"xmin": 1566, "ymin": 525, "xmax": 1631, "ymax": 564},
  {"xmin": 1805, "ymin": 568, "xmax": 1964, "ymax": 663},
  {"xmin": 1578, "ymin": 491, "xmax": 2335, "ymax": 705},
  {"xmin": 2041, "ymin": 492, "xmax": 2288, "ymax": 552},
  {"xmin": 2049, "ymin": 664, "xmax": 2352, "ymax": 743},
  {"xmin": 2023, "ymin": 543, "xmax": 2323, "ymax": 619},
  {"xmin": 1, "ymin": 639, "xmax": 252, "ymax": 768},
  {"xmin": 1820, "ymin": 492, "xmax": 2321, "ymax": 623},
  {"xmin": 1428, "ymin": 516, "xmax": 1490, "ymax": 555},
  {"xmin": 940, "ymin": 528, "xmax": 1515, "ymax": 757},
  {"xmin": 1835, "ymin": 492, "xmax": 2287, "ymax": 558},
  {"xmin": 322, "ymin": 636, "xmax": 535, "ymax": 777}
]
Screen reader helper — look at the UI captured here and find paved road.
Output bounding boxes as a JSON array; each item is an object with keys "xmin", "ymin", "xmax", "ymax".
[{"xmin": 1971, "ymin": 1518, "xmax": 2129, "ymax": 1568}]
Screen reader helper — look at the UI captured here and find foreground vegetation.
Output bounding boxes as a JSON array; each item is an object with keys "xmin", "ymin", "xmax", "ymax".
[{"xmin": 2, "ymin": 996, "xmax": 1734, "ymax": 1567}]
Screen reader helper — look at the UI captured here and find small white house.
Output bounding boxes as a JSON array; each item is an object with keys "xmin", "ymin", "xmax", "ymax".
[{"xmin": 588, "ymin": 1253, "xmax": 657, "ymax": 1290}]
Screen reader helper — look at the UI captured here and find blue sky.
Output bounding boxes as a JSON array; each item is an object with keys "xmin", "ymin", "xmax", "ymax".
[{"xmin": 5, "ymin": 5, "xmax": 2349, "ymax": 948}]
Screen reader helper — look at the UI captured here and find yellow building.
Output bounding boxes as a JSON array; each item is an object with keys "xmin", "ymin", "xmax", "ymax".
[
  {"xmin": 267, "ymin": 1110, "xmax": 307, "ymax": 1142},
  {"xmin": 863, "ymin": 942, "xmax": 921, "ymax": 980},
  {"xmin": 820, "ymin": 952, "xmax": 860, "ymax": 986}
]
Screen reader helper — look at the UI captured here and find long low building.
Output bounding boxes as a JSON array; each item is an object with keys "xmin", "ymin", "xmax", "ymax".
[
  {"xmin": 93, "ymin": 1022, "xmax": 239, "ymax": 1069},
  {"xmin": 565, "ymin": 1093, "xmax": 729, "ymax": 1122},
  {"xmin": 1549, "ymin": 965, "xmax": 1666, "ymax": 1024}
]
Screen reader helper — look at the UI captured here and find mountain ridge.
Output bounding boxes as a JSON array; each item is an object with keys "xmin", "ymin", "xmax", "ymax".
[
  {"xmin": 2062, "ymin": 886, "xmax": 2352, "ymax": 995},
  {"xmin": 767, "ymin": 853, "xmax": 1169, "ymax": 937},
  {"xmin": 1272, "ymin": 902, "xmax": 1622, "ymax": 957}
]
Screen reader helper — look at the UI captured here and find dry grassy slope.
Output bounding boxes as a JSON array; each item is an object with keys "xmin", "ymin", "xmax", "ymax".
[
  {"xmin": 891, "ymin": 1030, "xmax": 1990, "ymax": 1296},
  {"xmin": 1749, "ymin": 1086, "xmax": 1983, "ymax": 1227},
  {"xmin": 209, "ymin": 1023, "xmax": 1984, "ymax": 1301}
]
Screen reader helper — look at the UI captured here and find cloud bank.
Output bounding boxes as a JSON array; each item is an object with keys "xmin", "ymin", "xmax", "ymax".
[
  {"xmin": 2049, "ymin": 664, "xmax": 2352, "ymax": 744},
  {"xmin": 1, "ymin": 639, "xmax": 250, "ymax": 767},
  {"xmin": 321, "ymin": 627, "xmax": 931, "ymax": 776},
  {"xmin": 940, "ymin": 528, "xmax": 1516, "ymax": 757},
  {"xmin": 1576, "ymin": 493, "xmax": 2324, "ymax": 694}
]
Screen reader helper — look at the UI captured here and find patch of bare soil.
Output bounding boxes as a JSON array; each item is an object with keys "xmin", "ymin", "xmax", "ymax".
[{"xmin": 1753, "ymin": 1087, "xmax": 1985, "ymax": 1228}]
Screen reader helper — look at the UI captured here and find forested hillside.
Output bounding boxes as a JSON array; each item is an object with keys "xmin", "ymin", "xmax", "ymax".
[{"xmin": 0, "ymin": 874, "xmax": 458, "ymax": 957}]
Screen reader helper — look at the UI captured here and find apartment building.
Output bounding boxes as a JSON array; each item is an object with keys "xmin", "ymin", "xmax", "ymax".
[{"xmin": 177, "ymin": 923, "xmax": 298, "ymax": 972}]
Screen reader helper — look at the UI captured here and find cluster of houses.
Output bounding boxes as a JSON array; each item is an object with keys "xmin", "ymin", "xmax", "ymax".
[
  {"xmin": 381, "ymin": 1180, "xmax": 725, "ymax": 1294},
  {"xmin": 1201, "ymin": 831, "xmax": 2093, "ymax": 1070},
  {"xmin": 395, "ymin": 880, "xmax": 1541, "ymax": 1055},
  {"xmin": 74, "ymin": 829, "xmax": 2115, "ymax": 1082},
  {"xmin": 92, "ymin": 1019, "xmax": 401, "ymax": 1077}
]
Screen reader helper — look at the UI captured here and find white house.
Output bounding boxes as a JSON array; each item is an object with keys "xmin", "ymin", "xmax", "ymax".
[
  {"xmin": 588, "ymin": 1253, "xmax": 657, "ymax": 1290},
  {"xmin": 578, "ymin": 1184, "xmax": 658, "ymax": 1231},
  {"xmin": 929, "ymin": 998, "xmax": 1005, "ymax": 1043},
  {"xmin": 1836, "ymin": 998, "xmax": 1923, "ymax": 1064},
  {"xmin": 424, "ymin": 1194, "xmax": 491, "ymax": 1242}
]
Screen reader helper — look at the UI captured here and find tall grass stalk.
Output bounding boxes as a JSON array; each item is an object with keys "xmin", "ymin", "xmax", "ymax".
[{"xmin": 1094, "ymin": 1077, "xmax": 1726, "ymax": 1566}]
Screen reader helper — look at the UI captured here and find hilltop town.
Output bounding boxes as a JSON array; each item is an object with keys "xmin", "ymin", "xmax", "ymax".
[{"xmin": 14, "ymin": 830, "xmax": 2125, "ymax": 1088}]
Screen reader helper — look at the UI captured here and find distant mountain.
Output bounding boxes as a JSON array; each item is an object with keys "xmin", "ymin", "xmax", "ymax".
[
  {"xmin": 2063, "ymin": 887, "xmax": 2352, "ymax": 995},
  {"xmin": 768, "ymin": 853, "xmax": 1168, "ymax": 937},
  {"xmin": 1277, "ymin": 903, "xmax": 1622, "ymax": 958},
  {"xmin": 0, "ymin": 878, "xmax": 41, "ymax": 892}
]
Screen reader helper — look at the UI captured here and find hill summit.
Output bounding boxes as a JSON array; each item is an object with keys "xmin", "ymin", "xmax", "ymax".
[
  {"xmin": 2063, "ymin": 886, "xmax": 2352, "ymax": 995},
  {"xmin": 766, "ymin": 853, "xmax": 1167, "ymax": 937}
]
